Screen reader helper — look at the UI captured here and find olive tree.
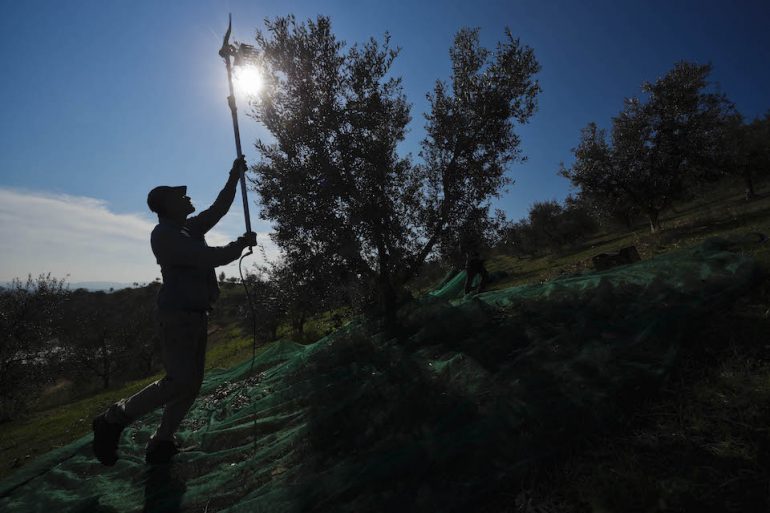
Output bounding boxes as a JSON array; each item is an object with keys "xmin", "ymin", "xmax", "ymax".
[
  {"xmin": 249, "ymin": 16, "xmax": 540, "ymax": 319},
  {"xmin": 561, "ymin": 62, "xmax": 733, "ymax": 232},
  {"xmin": 724, "ymin": 111, "xmax": 770, "ymax": 199},
  {"xmin": 0, "ymin": 274, "xmax": 67, "ymax": 420}
]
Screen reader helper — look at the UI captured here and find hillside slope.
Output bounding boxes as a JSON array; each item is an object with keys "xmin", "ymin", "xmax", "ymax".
[{"xmin": 0, "ymin": 237, "xmax": 760, "ymax": 513}]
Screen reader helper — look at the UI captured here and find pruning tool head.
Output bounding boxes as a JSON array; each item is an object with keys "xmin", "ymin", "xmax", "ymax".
[
  {"xmin": 218, "ymin": 13, "xmax": 235, "ymax": 61},
  {"xmin": 219, "ymin": 14, "xmax": 258, "ymax": 67}
]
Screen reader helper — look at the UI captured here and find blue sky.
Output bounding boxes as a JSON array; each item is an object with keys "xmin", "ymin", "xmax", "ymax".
[{"xmin": 1, "ymin": 0, "xmax": 769, "ymax": 283}]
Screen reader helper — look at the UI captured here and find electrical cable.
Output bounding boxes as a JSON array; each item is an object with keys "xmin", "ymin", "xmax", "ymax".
[
  {"xmin": 238, "ymin": 248, "xmax": 258, "ymax": 373},
  {"xmin": 238, "ymin": 247, "xmax": 259, "ymax": 451}
]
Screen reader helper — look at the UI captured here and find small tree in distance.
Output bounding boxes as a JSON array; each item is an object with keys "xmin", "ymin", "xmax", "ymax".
[
  {"xmin": 0, "ymin": 274, "xmax": 67, "ymax": 421},
  {"xmin": 561, "ymin": 61, "xmax": 733, "ymax": 232},
  {"xmin": 724, "ymin": 111, "xmax": 770, "ymax": 200},
  {"xmin": 66, "ymin": 311, "xmax": 127, "ymax": 390},
  {"xmin": 243, "ymin": 268, "xmax": 285, "ymax": 343},
  {"xmin": 499, "ymin": 197, "xmax": 598, "ymax": 257}
]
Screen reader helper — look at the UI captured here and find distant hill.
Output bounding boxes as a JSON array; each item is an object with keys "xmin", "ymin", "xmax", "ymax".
[
  {"xmin": 67, "ymin": 281, "xmax": 133, "ymax": 292},
  {"xmin": 1, "ymin": 280, "xmax": 133, "ymax": 292}
]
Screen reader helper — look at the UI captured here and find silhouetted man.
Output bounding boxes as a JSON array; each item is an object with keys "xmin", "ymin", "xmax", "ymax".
[
  {"xmin": 92, "ymin": 157, "xmax": 256, "ymax": 465},
  {"xmin": 464, "ymin": 249, "xmax": 489, "ymax": 295}
]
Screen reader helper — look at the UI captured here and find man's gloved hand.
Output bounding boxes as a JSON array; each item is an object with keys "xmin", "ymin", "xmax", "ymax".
[
  {"xmin": 237, "ymin": 231, "xmax": 257, "ymax": 248},
  {"xmin": 229, "ymin": 156, "xmax": 247, "ymax": 180}
]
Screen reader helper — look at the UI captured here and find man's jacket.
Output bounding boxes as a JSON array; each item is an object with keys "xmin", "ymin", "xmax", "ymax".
[{"xmin": 151, "ymin": 179, "xmax": 243, "ymax": 312}]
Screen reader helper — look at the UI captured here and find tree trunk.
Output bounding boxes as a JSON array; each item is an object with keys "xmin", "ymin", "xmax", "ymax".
[
  {"xmin": 379, "ymin": 277, "xmax": 398, "ymax": 328},
  {"xmin": 292, "ymin": 313, "xmax": 305, "ymax": 337},
  {"xmin": 404, "ymin": 206, "xmax": 449, "ymax": 284},
  {"xmin": 743, "ymin": 169, "xmax": 755, "ymax": 200},
  {"xmin": 100, "ymin": 337, "xmax": 110, "ymax": 389},
  {"xmin": 648, "ymin": 210, "xmax": 661, "ymax": 233},
  {"xmin": 102, "ymin": 355, "xmax": 112, "ymax": 390},
  {"xmin": 623, "ymin": 208, "xmax": 637, "ymax": 229}
]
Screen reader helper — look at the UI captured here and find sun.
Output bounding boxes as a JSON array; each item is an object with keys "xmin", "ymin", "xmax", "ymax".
[{"xmin": 233, "ymin": 66, "xmax": 263, "ymax": 97}]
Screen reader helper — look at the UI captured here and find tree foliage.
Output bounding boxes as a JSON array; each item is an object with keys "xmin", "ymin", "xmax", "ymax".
[
  {"xmin": 561, "ymin": 62, "xmax": 733, "ymax": 232},
  {"xmin": 57, "ymin": 284, "xmax": 161, "ymax": 393},
  {"xmin": 435, "ymin": 205, "xmax": 508, "ymax": 269},
  {"xmin": 241, "ymin": 269, "xmax": 285, "ymax": 343},
  {"xmin": 499, "ymin": 197, "xmax": 598, "ymax": 257},
  {"xmin": 248, "ymin": 254, "xmax": 344, "ymax": 341},
  {"xmin": 249, "ymin": 16, "xmax": 540, "ymax": 318},
  {"xmin": 723, "ymin": 111, "xmax": 770, "ymax": 199},
  {"xmin": 64, "ymin": 309, "xmax": 127, "ymax": 390},
  {"xmin": 0, "ymin": 278, "xmax": 165, "ymax": 417},
  {"xmin": 0, "ymin": 274, "xmax": 67, "ymax": 421}
]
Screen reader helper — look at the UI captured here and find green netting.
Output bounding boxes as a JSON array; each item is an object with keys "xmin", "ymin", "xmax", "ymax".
[
  {"xmin": 0, "ymin": 238, "xmax": 761, "ymax": 512},
  {"xmin": 428, "ymin": 269, "xmax": 476, "ymax": 299}
]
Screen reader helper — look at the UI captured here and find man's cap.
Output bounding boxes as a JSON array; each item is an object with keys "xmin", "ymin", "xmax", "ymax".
[{"xmin": 147, "ymin": 185, "xmax": 187, "ymax": 214}]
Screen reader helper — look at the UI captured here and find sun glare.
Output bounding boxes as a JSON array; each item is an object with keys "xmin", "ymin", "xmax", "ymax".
[{"xmin": 233, "ymin": 66, "xmax": 263, "ymax": 97}]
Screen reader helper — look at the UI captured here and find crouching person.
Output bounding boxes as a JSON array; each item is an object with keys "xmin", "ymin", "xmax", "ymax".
[{"xmin": 92, "ymin": 157, "xmax": 256, "ymax": 465}]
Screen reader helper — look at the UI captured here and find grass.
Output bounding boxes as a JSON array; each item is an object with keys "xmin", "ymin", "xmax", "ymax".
[
  {"xmin": 0, "ymin": 322, "xmax": 258, "ymax": 480},
  {"xmin": 478, "ymin": 178, "xmax": 770, "ymax": 512},
  {"xmin": 2, "ymin": 175, "xmax": 770, "ymax": 508},
  {"xmin": 507, "ymin": 300, "xmax": 770, "ymax": 513},
  {"xmin": 0, "ymin": 374, "xmax": 159, "ymax": 479},
  {"xmin": 485, "ymin": 177, "xmax": 770, "ymax": 291}
]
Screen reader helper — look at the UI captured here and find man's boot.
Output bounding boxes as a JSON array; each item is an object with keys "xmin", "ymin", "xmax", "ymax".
[
  {"xmin": 92, "ymin": 413, "xmax": 125, "ymax": 466},
  {"xmin": 145, "ymin": 437, "xmax": 180, "ymax": 465}
]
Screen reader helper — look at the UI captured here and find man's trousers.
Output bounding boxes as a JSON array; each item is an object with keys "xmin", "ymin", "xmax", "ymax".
[{"xmin": 106, "ymin": 310, "xmax": 207, "ymax": 441}]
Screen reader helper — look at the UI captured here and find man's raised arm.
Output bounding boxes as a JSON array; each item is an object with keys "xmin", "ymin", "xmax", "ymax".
[
  {"xmin": 187, "ymin": 157, "xmax": 247, "ymax": 234},
  {"xmin": 153, "ymin": 228, "xmax": 256, "ymax": 269}
]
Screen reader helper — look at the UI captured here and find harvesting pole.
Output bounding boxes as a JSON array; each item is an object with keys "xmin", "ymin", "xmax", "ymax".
[
  {"xmin": 219, "ymin": 13, "xmax": 253, "ymax": 246},
  {"xmin": 219, "ymin": 17, "xmax": 260, "ymax": 438}
]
